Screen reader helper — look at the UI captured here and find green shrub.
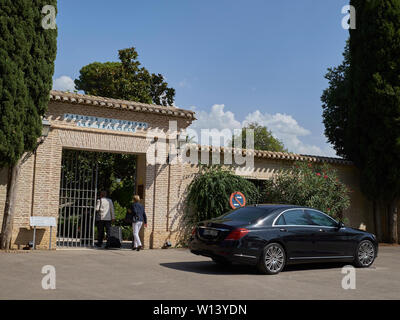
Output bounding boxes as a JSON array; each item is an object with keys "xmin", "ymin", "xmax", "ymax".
[
  {"xmin": 263, "ymin": 161, "xmax": 350, "ymax": 221},
  {"xmin": 113, "ymin": 201, "xmax": 127, "ymax": 221},
  {"xmin": 120, "ymin": 226, "xmax": 133, "ymax": 241},
  {"xmin": 113, "ymin": 201, "xmax": 132, "ymax": 240},
  {"xmin": 177, "ymin": 165, "xmax": 260, "ymax": 247},
  {"xmin": 186, "ymin": 165, "xmax": 260, "ymax": 223}
]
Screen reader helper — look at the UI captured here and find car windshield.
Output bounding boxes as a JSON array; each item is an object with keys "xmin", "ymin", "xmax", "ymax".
[{"xmin": 217, "ymin": 207, "xmax": 274, "ymax": 223}]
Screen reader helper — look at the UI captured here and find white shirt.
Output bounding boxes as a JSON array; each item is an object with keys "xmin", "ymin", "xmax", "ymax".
[{"xmin": 96, "ymin": 197, "xmax": 115, "ymax": 221}]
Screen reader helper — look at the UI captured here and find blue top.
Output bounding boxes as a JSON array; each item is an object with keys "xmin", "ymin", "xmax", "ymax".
[{"xmin": 131, "ymin": 202, "xmax": 147, "ymax": 224}]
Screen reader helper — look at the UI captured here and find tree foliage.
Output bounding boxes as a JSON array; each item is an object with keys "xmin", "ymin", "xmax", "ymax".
[
  {"xmin": 321, "ymin": 1, "xmax": 400, "ymax": 242},
  {"xmin": 75, "ymin": 47, "xmax": 175, "ymax": 106},
  {"xmin": 321, "ymin": 42, "xmax": 350, "ymax": 158},
  {"xmin": 263, "ymin": 162, "xmax": 350, "ymax": 221},
  {"xmin": 0, "ymin": 1, "xmax": 57, "ymax": 249},
  {"xmin": 0, "ymin": 0, "xmax": 57, "ymax": 167},
  {"xmin": 348, "ymin": 0, "xmax": 400, "ymax": 205},
  {"xmin": 230, "ymin": 122, "xmax": 287, "ymax": 152},
  {"xmin": 186, "ymin": 165, "xmax": 260, "ymax": 223}
]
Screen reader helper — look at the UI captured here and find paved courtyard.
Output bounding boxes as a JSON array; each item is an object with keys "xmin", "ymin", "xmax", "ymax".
[{"xmin": 0, "ymin": 246, "xmax": 399, "ymax": 300}]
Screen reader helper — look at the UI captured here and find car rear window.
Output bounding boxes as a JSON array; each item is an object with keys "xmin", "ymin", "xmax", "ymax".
[{"xmin": 218, "ymin": 207, "xmax": 272, "ymax": 222}]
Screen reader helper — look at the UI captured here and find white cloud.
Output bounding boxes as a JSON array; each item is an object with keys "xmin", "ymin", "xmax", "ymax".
[
  {"xmin": 244, "ymin": 110, "xmax": 310, "ymax": 136},
  {"xmin": 191, "ymin": 104, "xmax": 242, "ymax": 131},
  {"xmin": 188, "ymin": 104, "xmax": 242, "ymax": 146},
  {"xmin": 188, "ymin": 104, "xmax": 338, "ymax": 157},
  {"xmin": 53, "ymin": 76, "xmax": 76, "ymax": 92},
  {"xmin": 244, "ymin": 110, "xmax": 316, "ymax": 155}
]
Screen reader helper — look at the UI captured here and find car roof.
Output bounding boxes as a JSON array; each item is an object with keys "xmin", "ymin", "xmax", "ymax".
[
  {"xmin": 248, "ymin": 204, "xmax": 304, "ymax": 210},
  {"xmin": 243, "ymin": 204, "xmax": 305, "ymax": 225}
]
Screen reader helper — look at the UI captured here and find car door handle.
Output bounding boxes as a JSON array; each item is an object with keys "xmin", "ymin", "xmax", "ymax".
[
  {"xmin": 318, "ymin": 229, "xmax": 326, "ymax": 232},
  {"xmin": 279, "ymin": 228, "xmax": 287, "ymax": 232}
]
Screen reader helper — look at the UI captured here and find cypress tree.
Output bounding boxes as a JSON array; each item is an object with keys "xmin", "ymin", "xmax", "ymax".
[
  {"xmin": 321, "ymin": 41, "xmax": 350, "ymax": 159},
  {"xmin": 0, "ymin": 1, "xmax": 57, "ymax": 248},
  {"xmin": 348, "ymin": 0, "xmax": 400, "ymax": 242}
]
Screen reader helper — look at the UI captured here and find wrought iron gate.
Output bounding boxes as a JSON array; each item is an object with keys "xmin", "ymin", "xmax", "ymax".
[{"xmin": 57, "ymin": 150, "xmax": 98, "ymax": 248}]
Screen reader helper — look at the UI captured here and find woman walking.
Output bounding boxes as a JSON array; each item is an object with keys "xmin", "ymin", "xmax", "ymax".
[{"xmin": 131, "ymin": 195, "xmax": 147, "ymax": 251}]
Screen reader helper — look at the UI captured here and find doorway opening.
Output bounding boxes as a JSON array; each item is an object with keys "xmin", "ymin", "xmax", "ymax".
[{"xmin": 57, "ymin": 149, "xmax": 137, "ymax": 248}]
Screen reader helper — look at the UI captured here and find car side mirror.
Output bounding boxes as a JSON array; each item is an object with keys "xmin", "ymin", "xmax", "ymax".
[{"xmin": 337, "ymin": 221, "xmax": 345, "ymax": 229}]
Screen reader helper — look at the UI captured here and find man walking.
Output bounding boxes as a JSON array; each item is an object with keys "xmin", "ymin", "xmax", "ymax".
[{"xmin": 95, "ymin": 191, "xmax": 115, "ymax": 248}]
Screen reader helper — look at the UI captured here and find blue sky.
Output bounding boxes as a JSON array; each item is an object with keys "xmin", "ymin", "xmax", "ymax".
[{"xmin": 53, "ymin": 0, "xmax": 349, "ymax": 157}]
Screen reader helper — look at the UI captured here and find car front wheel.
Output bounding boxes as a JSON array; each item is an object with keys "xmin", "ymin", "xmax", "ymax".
[
  {"xmin": 258, "ymin": 243, "xmax": 286, "ymax": 275},
  {"xmin": 354, "ymin": 239, "xmax": 376, "ymax": 268}
]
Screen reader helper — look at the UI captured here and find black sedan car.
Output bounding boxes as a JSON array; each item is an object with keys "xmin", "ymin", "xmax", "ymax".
[{"xmin": 189, "ymin": 204, "xmax": 378, "ymax": 274}]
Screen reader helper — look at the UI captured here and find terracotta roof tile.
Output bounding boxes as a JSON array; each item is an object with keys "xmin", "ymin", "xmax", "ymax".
[
  {"xmin": 49, "ymin": 90, "xmax": 196, "ymax": 120},
  {"xmin": 183, "ymin": 144, "xmax": 352, "ymax": 166},
  {"xmin": 49, "ymin": 91, "xmax": 350, "ymax": 166}
]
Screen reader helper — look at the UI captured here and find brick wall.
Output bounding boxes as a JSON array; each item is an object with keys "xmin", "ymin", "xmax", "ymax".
[
  {"xmin": 0, "ymin": 99, "xmax": 376, "ymax": 250},
  {"xmin": 0, "ymin": 100, "xmax": 194, "ymax": 249}
]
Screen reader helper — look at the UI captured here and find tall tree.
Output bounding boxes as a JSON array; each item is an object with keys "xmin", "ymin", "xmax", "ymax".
[
  {"xmin": 321, "ymin": 42, "xmax": 350, "ymax": 159},
  {"xmin": 322, "ymin": 1, "xmax": 400, "ymax": 242},
  {"xmin": 75, "ymin": 47, "xmax": 176, "ymax": 106},
  {"xmin": 0, "ymin": 1, "xmax": 58, "ymax": 249},
  {"xmin": 230, "ymin": 122, "xmax": 287, "ymax": 152},
  {"xmin": 349, "ymin": 0, "xmax": 400, "ymax": 243}
]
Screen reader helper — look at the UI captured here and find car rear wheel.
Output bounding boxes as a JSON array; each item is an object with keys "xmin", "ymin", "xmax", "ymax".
[
  {"xmin": 354, "ymin": 239, "xmax": 375, "ymax": 268},
  {"xmin": 258, "ymin": 243, "xmax": 286, "ymax": 275}
]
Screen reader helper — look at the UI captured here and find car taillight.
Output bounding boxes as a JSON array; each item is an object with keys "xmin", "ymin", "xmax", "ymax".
[
  {"xmin": 225, "ymin": 228, "xmax": 249, "ymax": 240},
  {"xmin": 191, "ymin": 227, "xmax": 197, "ymax": 236}
]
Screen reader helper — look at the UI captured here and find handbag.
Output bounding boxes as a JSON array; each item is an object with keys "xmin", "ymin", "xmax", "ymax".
[
  {"xmin": 124, "ymin": 211, "xmax": 133, "ymax": 225},
  {"xmin": 124, "ymin": 208, "xmax": 138, "ymax": 225}
]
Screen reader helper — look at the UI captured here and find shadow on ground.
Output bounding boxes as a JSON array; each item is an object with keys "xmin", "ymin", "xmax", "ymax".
[
  {"xmin": 160, "ymin": 261, "xmax": 260, "ymax": 275},
  {"xmin": 160, "ymin": 260, "xmax": 350, "ymax": 275},
  {"xmin": 283, "ymin": 262, "xmax": 350, "ymax": 272}
]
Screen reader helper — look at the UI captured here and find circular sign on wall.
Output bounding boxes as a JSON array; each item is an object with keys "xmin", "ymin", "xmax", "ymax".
[{"xmin": 229, "ymin": 191, "xmax": 246, "ymax": 210}]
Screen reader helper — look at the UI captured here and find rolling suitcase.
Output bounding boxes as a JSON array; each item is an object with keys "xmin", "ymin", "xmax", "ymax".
[{"xmin": 108, "ymin": 226, "xmax": 122, "ymax": 248}]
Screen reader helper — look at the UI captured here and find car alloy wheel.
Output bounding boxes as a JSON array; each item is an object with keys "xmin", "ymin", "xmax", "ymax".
[
  {"xmin": 356, "ymin": 240, "xmax": 375, "ymax": 268},
  {"xmin": 258, "ymin": 243, "xmax": 286, "ymax": 275}
]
